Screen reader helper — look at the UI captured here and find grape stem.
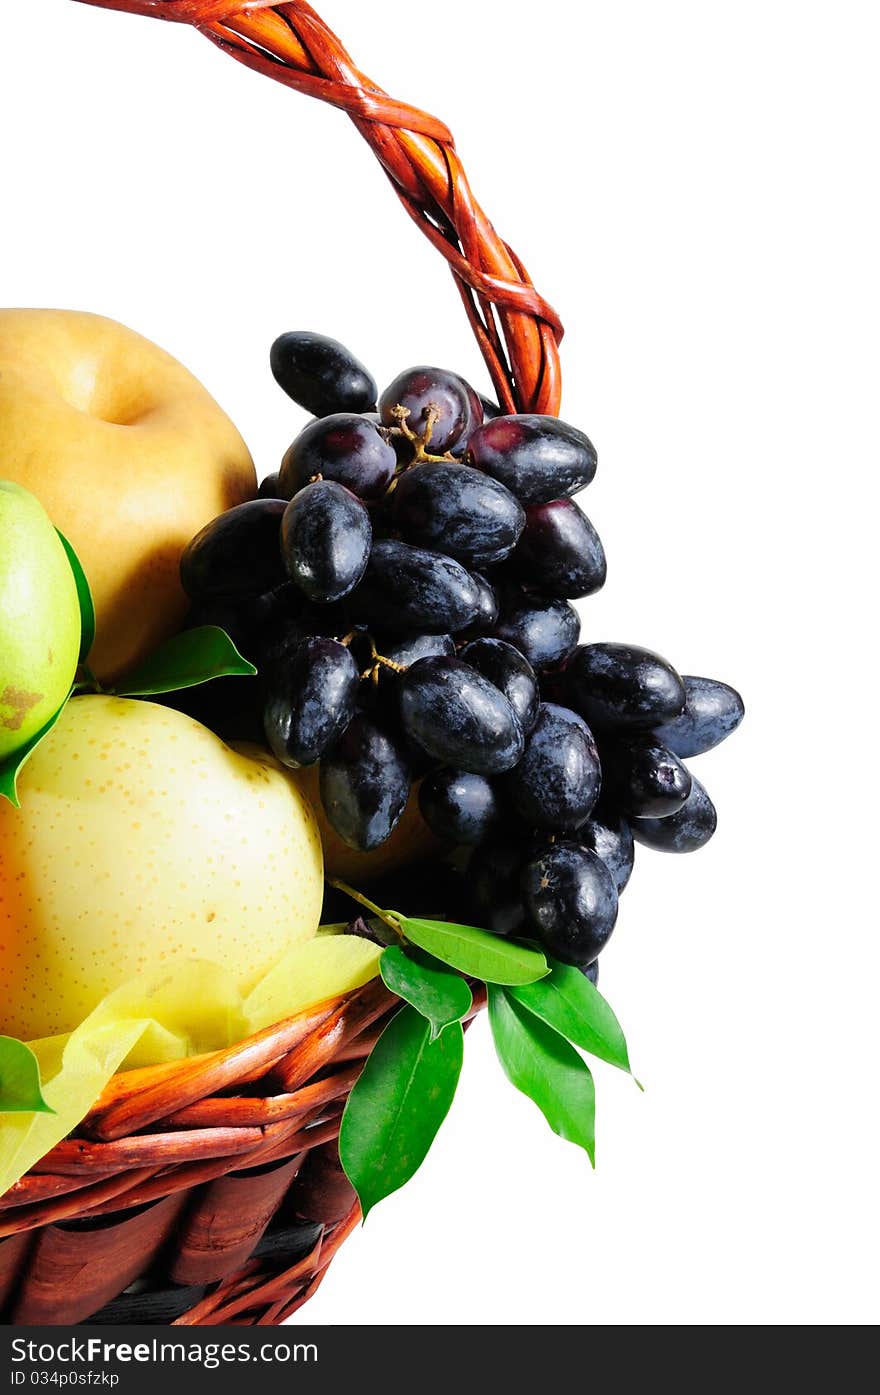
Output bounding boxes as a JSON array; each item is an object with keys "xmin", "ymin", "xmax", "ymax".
[
  {"xmin": 359, "ymin": 637, "xmax": 407, "ymax": 684},
  {"xmin": 374, "ymin": 653, "xmax": 406, "ymax": 673},
  {"xmin": 327, "ymin": 878, "xmax": 404, "ymax": 936},
  {"xmin": 421, "ymin": 403, "xmax": 441, "ymax": 450},
  {"xmin": 386, "ymin": 403, "xmax": 456, "ymax": 467},
  {"xmin": 390, "ymin": 403, "xmax": 418, "ymax": 444}
]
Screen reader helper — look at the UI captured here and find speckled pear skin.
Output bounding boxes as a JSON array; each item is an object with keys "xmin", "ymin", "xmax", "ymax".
[
  {"xmin": 0, "ymin": 309, "xmax": 257, "ymax": 682},
  {"xmin": 0, "ymin": 696, "xmax": 323, "ymax": 1040}
]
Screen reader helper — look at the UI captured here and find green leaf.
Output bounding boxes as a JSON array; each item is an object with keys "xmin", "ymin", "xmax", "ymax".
[
  {"xmin": 112, "ymin": 625, "xmax": 257, "ymax": 697},
  {"xmin": 0, "ymin": 1037, "xmax": 55, "ymax": 1114},
  {"xmin": 488, "ymin": 985, "xmax": 595, "ymax": 1164},
  {"xmin": 380, "ymin": 945, "xmax": 472, "ymax": 1040},
  {"xmin": 57, "ymin": 530, "xmax": 95, "ymax": 662},
  {"xmin": 509, "ymin": 959, "xmax": 638, "ymax": 1080},
  {"xmin": 0, "ymin": 702, "xmax": 67, "ymax": 808},
  {"xmin": 339, "ymin": 1005, "xmax": 463, "ymax": 1219},
  {"xmin": 400, "ymin": 917, "xmax": 549, "ymax": 986}
]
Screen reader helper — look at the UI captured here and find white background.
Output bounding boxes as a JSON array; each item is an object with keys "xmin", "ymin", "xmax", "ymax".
[{"xmin": 2, "ymin": 1, "xmax": 877, "ymax": 1325}]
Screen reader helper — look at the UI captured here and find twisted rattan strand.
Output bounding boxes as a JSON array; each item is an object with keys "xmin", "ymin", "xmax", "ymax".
[{"xmin": 73, "ymin": 0, "xmax": 564, "ymax": 414}]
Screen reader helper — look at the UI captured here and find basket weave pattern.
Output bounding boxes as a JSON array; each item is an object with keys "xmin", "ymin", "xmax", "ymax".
[{"xmin": 1, "ymin": 0, "xmax": 561, "ymax": 1325}]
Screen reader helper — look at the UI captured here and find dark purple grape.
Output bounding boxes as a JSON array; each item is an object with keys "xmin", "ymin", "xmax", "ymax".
[
  {"xmin": 392, "ymin": 462, "xmax": 525, "ymax": 569},
  {"xmin": 379, "ymin": 366, "xmax": 472, "ymax": 452},
  {"xmin": 184, "ymin": 588, "xmax": 289, "ymax": 664},
  {"xmin": 521, "ymin": 842, "xmax": 618, "ymax": 966},
  {"xmin": 631, "ymin": 774, "xmax": 717, "ymax": 853},
  {"xmin": 262, "ymin": 636, "xmax": 359, "ymax": 768},
  {"xmin": 380, "ymin": 632, "xmax": 456, "ymax": 668},
  {"xmin": 419, "ymin": 768, "xmax": 501, "ymax": 844},
  {"xmin": 450, "ymin": 382, "xmax": 486, "ymax": 457},
  {"xmin": 511, "ymin": 498, "xmax": 606, "ymax": 599},
  {"xmin": 478, "ymin": 395, "xmax": 501, "ymax": 420},
  {"xmin": 651, "ymin": 675, "xmax": 745, "ymax": 757},
  {"xmin": 399, "ymin": 656, "xmax": 524, "ymax": 774},
  {"xmin": 319, "ymin": 714, "xmax": 410, "ymax": 851},
  {"xmin": 465, "ymin": 382, "xmax": 485, "ymax": 424},
  {"xmin": 258, "ymin": 472, "xmax": 282, "ymax": 500},
  {"xmin": 566, "ymin": 643, "xmax": 686, "ymax": 731},
  {"xmin": 281, "ymin": 480, "xmax": 371, "ymax": 604},
  {"xmin": 270, "ymin": 331, "xmax": 377, "ymax": 417},
  {"xmin": 579, "ymin": 808, "xmax": 635, "ymax": 894},
  {"xmin": 350, "ymin": 540, "xmax": 481, "ymax": 633},
  {"xmin": 494, "ymin": 593, "xmax": 580, "ymax": 670},
  {"xmin": 384, "ymin": 714, "xmax": 441, "ymax": 781},
  {"xmin": 467, "ymin": 836, "xmax": 528, "ymax": 936},
  {"xmin": 279, "ymin": 414, "xmax": 396, "ymax": 502},
  {"xmin": 582, "ymin": 960, "xmax": 600, "ymax": 986},
  {"xmin": 459, "ymin": 637, "xmax": 540, "ymax": 734},
  {"xmin": 467, "ymin": 414, "xmax": 597, "ymax": 505},
  {"xmin": 180, "ymin": 499, "xmax": 287, "ymax": 601},
  {"xmin": 357, "ymin": 660, "xmax": 439, "ymax": 779},
  {"xmin": 505, "ymin": 703, "xmax": 601, "ymax": 829},
  {"xmin": 602, "ymin": 738, "xmax": 691, "ymax": 818},
  {"xmin": 459, "ymin": 572, "xmax": 500, "ymax": 638}
]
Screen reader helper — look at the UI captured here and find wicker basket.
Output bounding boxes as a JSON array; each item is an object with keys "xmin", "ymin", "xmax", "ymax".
[{"xmin": 0, "ymin": 0, "xmax": 563, "ymax": 1326}]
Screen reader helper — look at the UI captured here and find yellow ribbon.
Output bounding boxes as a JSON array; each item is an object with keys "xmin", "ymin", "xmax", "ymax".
[{"xmin": 0, "ymin": 930, "xmax": 381, "ymax": 1199}]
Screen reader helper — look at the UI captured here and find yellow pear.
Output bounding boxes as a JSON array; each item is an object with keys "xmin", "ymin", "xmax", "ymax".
[
  {"xmin": 0, "ymin": 309, "xmax": 256, "ymax": 682},
  {"xmin": 0, "ymin": 696, "xmax": 323, "ymax": 1041},
  {"xmin": 0, "ymin": 481, "xmax": 80, "ymax": 760}
]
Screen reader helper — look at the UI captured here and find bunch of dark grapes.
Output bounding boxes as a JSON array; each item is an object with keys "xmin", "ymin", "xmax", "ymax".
[{"xmin": 178, "ymin": 331, "xmax": 744, "ymax": 981}]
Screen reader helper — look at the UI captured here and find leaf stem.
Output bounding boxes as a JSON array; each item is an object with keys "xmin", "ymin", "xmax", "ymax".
[
  {"xmin": 77, "ymin": 663, "xmax": 104, "ymax": 694},
  {"xmin": 327, "ymin": 879, "xmax": 404, "ymax": 937}
]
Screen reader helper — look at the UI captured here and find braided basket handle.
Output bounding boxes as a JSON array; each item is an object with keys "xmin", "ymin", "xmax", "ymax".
[{"xmin": 72, "ymin": 0, "xmax": 563, "ymax": 415}]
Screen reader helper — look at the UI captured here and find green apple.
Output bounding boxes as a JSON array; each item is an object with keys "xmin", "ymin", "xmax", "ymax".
[
  {"xmin": 0, "ymin": 695, "xmax": 324, "ymax": 1040},
  {"xmin": 0, "ymin": 480, "xmax": 80, "ymax": 761}
]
